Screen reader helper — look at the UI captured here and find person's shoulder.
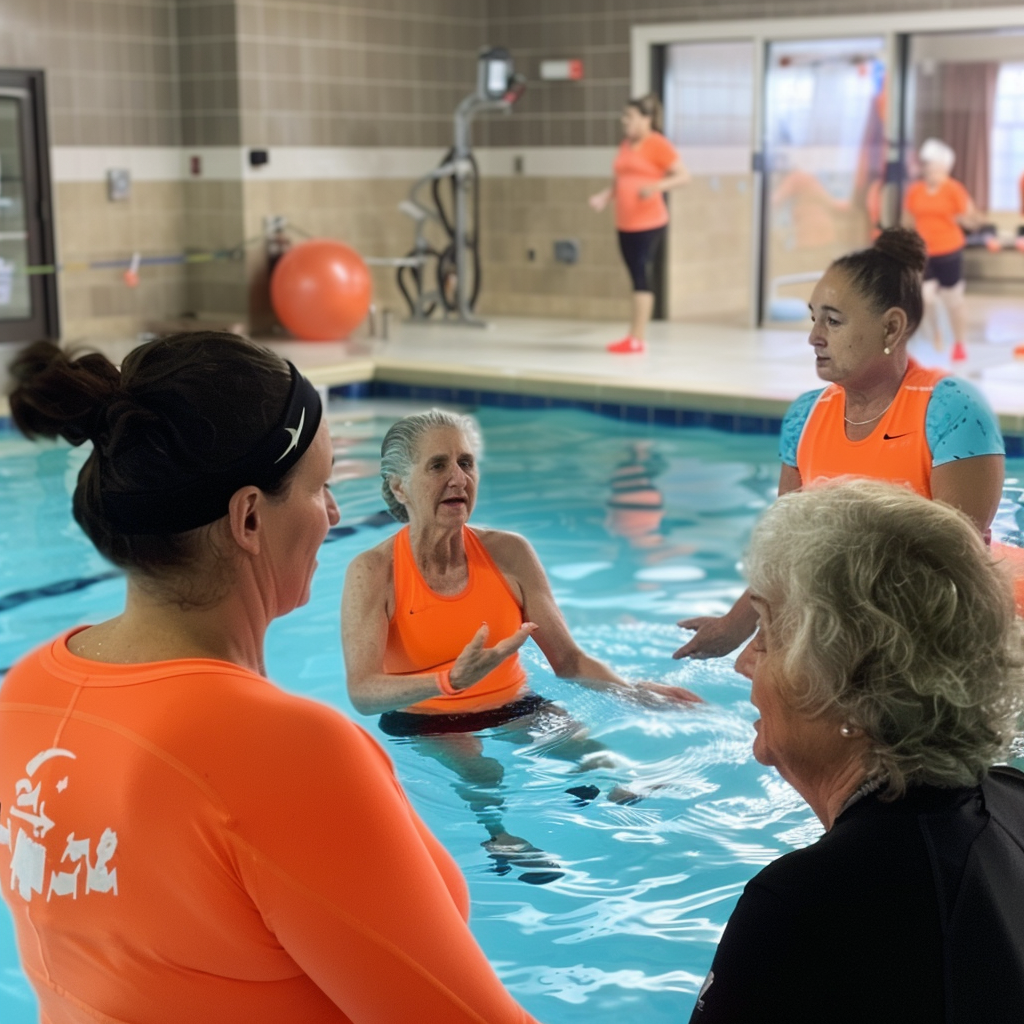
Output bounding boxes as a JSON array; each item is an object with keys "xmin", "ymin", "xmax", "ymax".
[
  {"xmin": 346, "ymin": 534, "xmax": 397, "ymax": 581},
  {"xmin": 947, "ymin": 177, "xmax": 971, "ymax": 200},
  {"xmin": 650, "ymin": 131, "xmax": 678, "ymax": 158},
  {"xmin": 473, "ymin": 526, "xmax": 531, "ymax": 563},
  {"xmin": 783, "ymin": 387, "xmax": 826, "ymax": 424}
]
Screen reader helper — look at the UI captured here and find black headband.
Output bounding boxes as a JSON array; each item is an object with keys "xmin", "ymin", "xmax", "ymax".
[{"xmin": 101, "ymin": 362, "xmax": 322, "ymax": 534}]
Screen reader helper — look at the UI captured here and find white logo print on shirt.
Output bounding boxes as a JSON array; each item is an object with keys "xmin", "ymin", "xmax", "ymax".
[{"xmin": 1, "ymin": 747, "xmax": 119, "ymax": 903}]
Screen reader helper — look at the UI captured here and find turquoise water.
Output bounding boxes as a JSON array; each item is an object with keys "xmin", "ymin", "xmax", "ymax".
[{"xmin": 0, "ymin": 402, "xmax": 1022, "ymax": 1023}]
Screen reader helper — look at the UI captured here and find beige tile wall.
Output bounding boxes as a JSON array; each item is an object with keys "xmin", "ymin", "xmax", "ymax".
[
  {"xmin": 240, "ymin": 176, "xmax": 445, "ymax": 332},
  {"xmin": 476, "ymin": 173, "xmax": 755, "ymax": 323},
  {"xmin": 55, "ymin": 180, "xmax": 187, "ymax": 339},
  {"xmin": 236, "ymin": 0, "xmax": 487, "ymax": 148},
  {"xmin": 178, "ymin": 0, "xmax": 241, "ymax": 146},
  {"xmin": 0, "ymin": 0, "xmax": 180, "ymax": 146}
]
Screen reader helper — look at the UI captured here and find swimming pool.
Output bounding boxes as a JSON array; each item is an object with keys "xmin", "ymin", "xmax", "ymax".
[{"xmin": 1, "ymin": 401, "xmax": 1022, "ymax": 1022}]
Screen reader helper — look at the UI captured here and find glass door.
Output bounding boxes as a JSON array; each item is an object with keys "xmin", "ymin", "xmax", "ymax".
[
  {"xmin": 761, "ymin": 37, "xmax": 888, "ymax": 324},
  {"xmin": 0, "ymin": 71, "xmax": 58, "ymax": 343},
  {"xmin": 662, "ymin": 40, "xmax": 757, "ymax": 325}
]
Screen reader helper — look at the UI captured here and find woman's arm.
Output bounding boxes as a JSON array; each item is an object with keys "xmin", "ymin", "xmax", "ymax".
[
  {"xmin": 239, "ymin": 709, "xmax": 543, "ymax": 1024},
  {"xmin": 931, "ymin": 455, "xmax": 1004, "ymax": 536},
  {"xmin": 342, "ymin": 547, "xmax": 535, "ymax": 715},
  {"xmin": 675, "ymin": 463, "xmax": 803, "ymax": 659},
  {"xmin": 639, "ymin": 159, "xmax": 691, "ymax": 198},
  {"xmin": 484, "ymin": 531, "xmax": 700, "ymax": 705},
  {"xmin": 588, "ymin": 183, "xmax": 615, "ymax": 212}
]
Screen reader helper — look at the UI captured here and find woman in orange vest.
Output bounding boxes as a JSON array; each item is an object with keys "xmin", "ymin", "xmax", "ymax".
[
  {"xmin": 676, "ymin": 227, "xmax": 1011, "ymax": 660},
  {"xmin": 1, "ymin": 333, "xmax": 547, "ymax": 1024},
  {"xmin": 342, "ymin": 409, "xmax": 701, "ymax": 877},
  {"xmin": 903, "ymin": 138, "xmax": 983, "ymax": 362},
  {"xmin": 589, "ymin": 94, "xmax": 691, "ymax": 354}
]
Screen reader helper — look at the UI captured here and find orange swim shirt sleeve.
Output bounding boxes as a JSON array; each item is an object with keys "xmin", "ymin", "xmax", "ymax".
[{"xmin": 229, "ymin": 705, "xmax": 541, "ymax": 1024}]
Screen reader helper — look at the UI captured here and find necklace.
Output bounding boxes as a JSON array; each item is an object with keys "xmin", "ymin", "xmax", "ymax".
[{"xmin": 844, "ymin": 393, "xmax": 897, "ymax": 426}]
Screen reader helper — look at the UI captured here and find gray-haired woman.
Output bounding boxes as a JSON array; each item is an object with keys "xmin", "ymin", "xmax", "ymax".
[
  {"xmin": 342, "ymin": 409, "xmax": 700, "ymax": 878},
  {"xmin": 690, "ymin": 478, "xmax": 1024, "ymax": 1024}
]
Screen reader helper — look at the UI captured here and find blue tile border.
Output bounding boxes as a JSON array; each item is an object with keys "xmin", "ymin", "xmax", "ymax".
[
  {"xmin": 325, "ymin": 379, "xmax": 1024, "ymax": 444},
  {"xmin": 326, "ymin": 380, "xmax": 798, "ymax": 437}
]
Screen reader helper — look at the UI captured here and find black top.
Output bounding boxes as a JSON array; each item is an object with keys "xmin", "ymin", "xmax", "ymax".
[{"xmin": 689, "ymin": 766, "xmax": 1024, "ymax": 1024}]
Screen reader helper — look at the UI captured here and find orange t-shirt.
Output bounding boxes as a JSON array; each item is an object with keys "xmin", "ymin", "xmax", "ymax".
[
  {"xmin": 0, "ymin": 631, "xmax": 540, "ymax": 1024},
  {"xmin": 385, "ymin": 526, "xmax": 528, "ymax": 714},
  {"xmin": 904, "ymin": 178, "xmax": 970, "ymax": 257},
  {"xmin": 613, "ymin": 133, "xmax": 679, "ymax": 232},
  {"xmin": 796, "ymin": 360, "xmax": 946, "ymax": 498}
]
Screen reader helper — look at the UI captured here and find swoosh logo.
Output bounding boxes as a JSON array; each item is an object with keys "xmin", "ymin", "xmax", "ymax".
[
  {"xmin": 275, "ymin": 407, "xmax": 305, "ymax": 463},
  {"xmin": 883, "ymin": 432, "xmax": 912, "ymax": 440}
]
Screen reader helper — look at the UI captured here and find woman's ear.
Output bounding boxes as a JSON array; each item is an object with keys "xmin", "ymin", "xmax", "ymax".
[
  {"xmin": 227, "ymin": 486, "xmax": 263, "ymax": 555},
  {"xmin": 389, "ymin": 475, "xmax": 409, "ymax": 508},
  {"xmin": 884, "ymin": 306, "xmax": 909, "ymax": 347}
]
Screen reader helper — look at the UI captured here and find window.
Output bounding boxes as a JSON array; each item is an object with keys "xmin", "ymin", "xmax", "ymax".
[{"xmin": 990, "ymin": 63, "xmax": 1024, "ymax": 212}]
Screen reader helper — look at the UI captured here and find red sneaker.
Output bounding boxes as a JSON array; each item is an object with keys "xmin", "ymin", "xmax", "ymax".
[
  {"xmin": 607, "ymin": 336, "xmax": 646, "ymax": 354},
  {"xmin": 951, "ymin": 341, "xmax": 968, "ymax": 362}
]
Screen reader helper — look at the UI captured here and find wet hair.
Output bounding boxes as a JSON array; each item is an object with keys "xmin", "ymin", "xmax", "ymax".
[
  {"xmin": 831, "ymin": 227, "xmax": 926, "ymax": 337},
  {"xmin": 379, "ymin": 409, "xmax": 482, "ymax": 522},
  {"xmin": 627, "ymin": 93, "xmax": 663, "ymax": 133},
  {"xmin": 746, "ymin": 478, "xmax": 1024, "ymax": 799},
  {"xmin": 8, "ymin": 332, "xmax": 293, "ymax": 581}
]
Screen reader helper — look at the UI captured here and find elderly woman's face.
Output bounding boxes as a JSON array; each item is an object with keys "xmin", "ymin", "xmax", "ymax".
[
  {"xmin": 737, "ymin": 599, "xmax": 847, "ymax": 788},
  {"xmin": 922, "ymin": 160, "xmax": 950, "ymax": 187},
  {"xmin": 807, "ymin": 267, "xmax": 893, "ymax": 386},
  {"xmin": 393, "ymin": 426, "xmax": 478, "ymax": 526}
]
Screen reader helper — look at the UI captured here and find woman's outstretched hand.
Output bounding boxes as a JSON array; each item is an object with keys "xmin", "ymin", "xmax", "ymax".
[
  {"xmin": 449, "ymin": 622, "xmax": 538, "ymax": 691},
  {"xmin": 588, "ymin": 188, "xmax": 613, "ymax": 212},
  {"xmin": 630, "ymin": 681, "xmax": 704, "ymax": 706},
  {"xmin": 674, "ymin": 615, "xmax": 752, "ymax": 660}
]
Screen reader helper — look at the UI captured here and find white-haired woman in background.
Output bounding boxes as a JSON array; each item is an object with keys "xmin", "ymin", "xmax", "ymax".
[
  {"xmin": 689, "ymin": 478, "xmax": 1024, "ymax": 1024},
  {"xmin": 903, "ymin": 137, "xmax": 983, "ymax": 362}
]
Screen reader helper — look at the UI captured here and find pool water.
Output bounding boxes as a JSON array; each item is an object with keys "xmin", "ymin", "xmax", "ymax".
[{"xmin": 1, "ymin": 402, "xmax": 1022, "ymax": 1023}]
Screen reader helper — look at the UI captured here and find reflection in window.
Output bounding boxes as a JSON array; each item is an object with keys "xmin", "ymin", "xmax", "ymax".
[{"xmin": 990, "ymin": 63, "xmax": 1024, "ymax": 211}]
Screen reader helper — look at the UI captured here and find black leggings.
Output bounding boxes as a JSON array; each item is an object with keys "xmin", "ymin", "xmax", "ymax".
[{"xmin": 618, "ymin": 226, "xmax": 665, "ymax": 292}]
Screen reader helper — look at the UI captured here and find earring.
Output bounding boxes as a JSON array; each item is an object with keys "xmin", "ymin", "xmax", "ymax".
[
  {"xmin": 883, "ymin": 346, "xmax": 891, "ymax": 355},
  {"xmin": 839, "ymin": 724, "xmax": 856, "ymax": 738}
]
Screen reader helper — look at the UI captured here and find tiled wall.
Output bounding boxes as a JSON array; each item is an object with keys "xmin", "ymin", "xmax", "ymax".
[
  {"xmin": 55, "ymin": 180, "xmax": 187, "ymax": 340},
  {"xmin": 0, "ymin": 0, "xmax": 180, "ymax": 147},
  {"xmin": 178, "ymin": 0, "xmax": 240, "ymax": 146},
  {"xmin": 0, "ymin": 0, "xmax": 186, "ymax": 338},
  {"xmin": 4, "ymin": 0, "xmax": 1022, "ymax": 339},
  {"xmin": 235, "ymin": 0, "xmax": 485, "ymax": 147},
  {"xmin": 482, "ymin": 0, "xmax": 1024, "ymax": 148}
]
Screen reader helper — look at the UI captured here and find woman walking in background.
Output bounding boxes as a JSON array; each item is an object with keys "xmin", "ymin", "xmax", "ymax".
[
  {"xmin": 589, "ymin": 94, "xmax": 690, "ymax": 354},
  {"xmin": 903, "ymin": 137, "xmax": 983, "ymax": 362}
]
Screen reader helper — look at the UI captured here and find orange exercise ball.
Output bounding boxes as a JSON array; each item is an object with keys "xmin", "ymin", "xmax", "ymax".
[{"xmin": 270, "ymin": 239, "xmax": 372, "ymax": 341}]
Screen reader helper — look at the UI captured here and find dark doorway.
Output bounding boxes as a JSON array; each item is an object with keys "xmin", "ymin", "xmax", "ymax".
[{"xmin": 0, "ymin": 70, "xmax": 59, "ymax": 343}]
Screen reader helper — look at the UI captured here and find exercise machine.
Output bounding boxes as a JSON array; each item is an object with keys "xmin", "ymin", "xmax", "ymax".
[{"xmin": 396, "ymin": 48, "xmax": 525, "ymax": 326}]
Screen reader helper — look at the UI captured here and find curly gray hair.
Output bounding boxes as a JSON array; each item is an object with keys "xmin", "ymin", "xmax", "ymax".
[
  {"xmin": 745, "ymin": 478, "xmax": 1024, "ymax": 798},
  {"xmin": 379, "ymin": 408, "xmax": 483, "ymax": 522}
]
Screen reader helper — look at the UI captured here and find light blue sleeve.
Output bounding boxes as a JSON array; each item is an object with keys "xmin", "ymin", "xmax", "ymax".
[
  {"xmin": 779, "ymin": 389, "xmax": 824, "ymax": 466},
  {"xmin": 926, "ymin": 376, "xmax": 1005, "ymax": 466}
]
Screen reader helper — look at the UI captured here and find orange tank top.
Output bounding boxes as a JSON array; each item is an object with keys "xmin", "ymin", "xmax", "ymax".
[
  {"xmin": 385, "ymin": 526, "xmax": 528, "ymax": 714},
  {"xmin": 797, "ymin": 360, "xmax": 947, "ymax": 498}
]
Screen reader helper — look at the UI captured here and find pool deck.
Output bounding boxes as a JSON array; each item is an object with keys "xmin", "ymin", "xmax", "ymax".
[
  {"xmin": 263, "ymin": 313, "xmax": 1024, "ymax": 436},
  {"xmin": 2, "ymin": 312, "xmax": 1023, "ymax": 436}
]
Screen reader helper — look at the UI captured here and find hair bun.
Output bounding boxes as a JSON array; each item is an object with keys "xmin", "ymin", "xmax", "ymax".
[
  {"xmin": 873, "ymin": 227, "xmax": 927, "ymax": 275},
  {"xmin": 8, "ymin": 341, "xmax": 121, "ymax": 446}
]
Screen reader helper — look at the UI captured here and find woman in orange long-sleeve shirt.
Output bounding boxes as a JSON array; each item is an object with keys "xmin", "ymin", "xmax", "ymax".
[{"xmin": 0, "ymin": 333, "xmax": 544, "ymax": 1024}]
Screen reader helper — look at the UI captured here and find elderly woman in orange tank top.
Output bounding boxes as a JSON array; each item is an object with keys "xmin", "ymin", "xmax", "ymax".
[
  {"xmin": 675, "ymin": 227, "xmax": 1009, "ymax": 661},
  {"xmin": 343, "ymin": 409, "xmax": 700, "ymax": 878}
]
